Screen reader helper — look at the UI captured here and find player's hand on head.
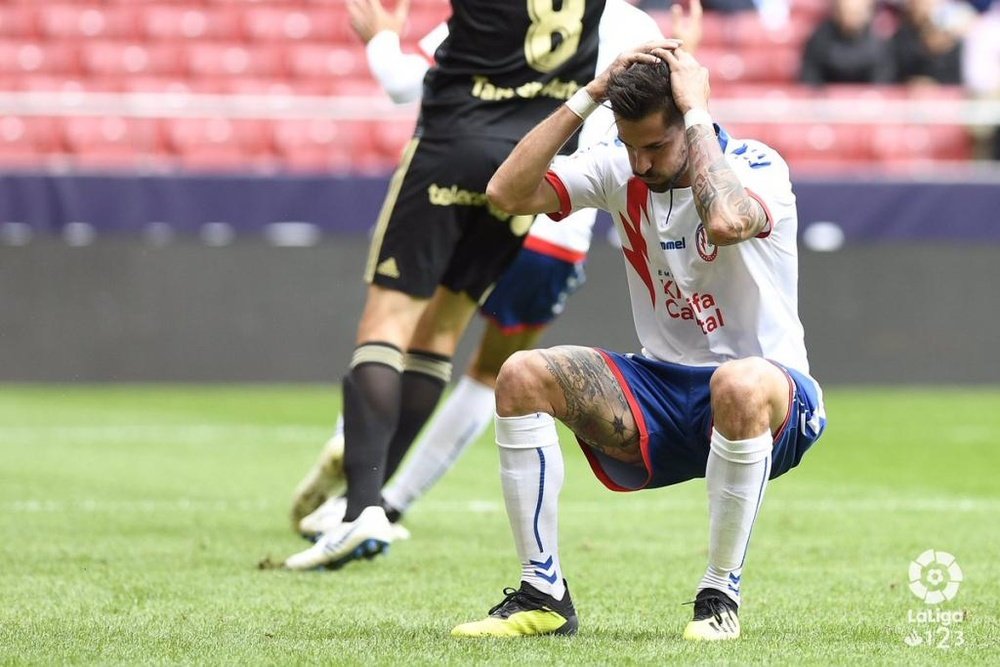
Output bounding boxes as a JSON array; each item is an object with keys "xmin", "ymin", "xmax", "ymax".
[
  {"xmin": 586, "ymin": 39, "xmax": 683, "ymax": 102},
  {"xmin": 348, "ymin": 0, "xmax": 410, "ymax": 44},
  {"xmin": 660, "ymin": 48, "xmax": 710, "ymax": 115},
  {"xmin": 670, "ymin": 0, "xmax": 704, "ymax": 55}
]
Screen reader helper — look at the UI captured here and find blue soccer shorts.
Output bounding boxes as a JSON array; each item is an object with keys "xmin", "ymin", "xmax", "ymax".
[
  {"xmin": 479, "ymin": 247, "xmax": 585, "ymax": 334},
  {"xmin": 577, "ymin": 350, "xmax": 827, "ymax": 491}
]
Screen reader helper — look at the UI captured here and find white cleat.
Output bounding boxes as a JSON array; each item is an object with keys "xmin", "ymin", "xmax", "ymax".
[
  {"xmin": 283, "ymin": 506, "xmax": 395, "ymax": 571},
  {"xmin": 299, "ymin": 495, "xmax": 411, "ymax": 542},
  {"xmin": 298, "ymin": 495, "xmax": 348, "ymax": 537},
  {"xmin": 682, "ymin": 589, "xmax": 741, "ymax": 641},
  {"xmin": 290, "ymin": 431, "xmax": 345, "ymax": 530}
]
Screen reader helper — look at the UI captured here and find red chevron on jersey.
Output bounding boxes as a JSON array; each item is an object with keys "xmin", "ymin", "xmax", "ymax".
[{"xmin": 619, "ymin": 178, "xmax": 655, "ymax": 307}]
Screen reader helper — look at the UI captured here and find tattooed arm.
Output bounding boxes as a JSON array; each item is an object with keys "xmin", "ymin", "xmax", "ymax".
[
  {"xmin": 659, "ymin": 47, "xmax": 769, "ymax": 246},
  {"xmin": 686, "ymin": 124, "xmax": 769, "ymax": 246}
]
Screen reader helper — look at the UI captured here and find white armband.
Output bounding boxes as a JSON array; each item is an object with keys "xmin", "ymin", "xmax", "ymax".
[
  {"xmin": 565, "ymin": 89, "xmax": 599, "ymax": 120},
  {"xmin": 683, "ymin": 108, "xmax": 713, "ymax": 130},
  {"xmin": 366, "ymin": 30, "xmax": 401, "ymax": 61},
  {"xmin": 365, "ymin": 30, "xmax": 429, "ymax": 105}
]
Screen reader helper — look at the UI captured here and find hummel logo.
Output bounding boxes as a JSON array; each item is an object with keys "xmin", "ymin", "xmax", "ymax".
[
  {"xmin": 728, "ymin": 572, "xmax": 741, "ymax": 596},
  {"xmin": 660, "ymin": 237, "xmax": 686, "ymax": 250},
  {"xmin": 376, "ymin": 257, "xmax": 400, "ymax": 278}
]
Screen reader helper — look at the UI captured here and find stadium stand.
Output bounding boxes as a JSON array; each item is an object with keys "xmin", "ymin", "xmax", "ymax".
[{"xmin": 0, "ymin": 0, "xmax": 986, "ymax": 173}]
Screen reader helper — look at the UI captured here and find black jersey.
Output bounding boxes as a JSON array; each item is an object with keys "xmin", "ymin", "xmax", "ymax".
[{"xmin": 418, "ymin": 0, "xmax": 606, "ymax": 142}]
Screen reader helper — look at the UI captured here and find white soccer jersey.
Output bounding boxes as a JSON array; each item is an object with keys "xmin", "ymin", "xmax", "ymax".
[{"xmin": 546, "ymin": 127, "xmax": 812, "ymax": 374}]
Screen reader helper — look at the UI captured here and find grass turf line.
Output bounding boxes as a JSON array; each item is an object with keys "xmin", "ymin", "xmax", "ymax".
[{"xmin": 0, "ymin": 385, "xmax": 997, "ymax": 665}]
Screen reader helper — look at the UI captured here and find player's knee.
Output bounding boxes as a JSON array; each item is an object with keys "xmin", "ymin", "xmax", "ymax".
[
  {"xmin": 710, "ymin": 358, "xmax": 772, "ymax": 418},
  {"xmin": 495, "ymin": 350, "xmax": 549, "ymax": 416}
]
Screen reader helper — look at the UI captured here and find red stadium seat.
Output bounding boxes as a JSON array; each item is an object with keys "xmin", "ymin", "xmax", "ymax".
[
  {"xmin": 735, "ymin": 12, "xmax": 814, "ymax": 48},
  {"xmin": 820, "ymin": 84, "xmax": 909, "ymax": 101},
  {"xmin": 272, "ymin": 118, "xmax": 382, "ymax": 173},
  {"xmin": 122, "ymin": 75, "xmax": 196, "ymax": 94},
  {"xmin": 0, "ymin": 5, "xmax": 37, "ymax": 39},
  {"xmin": 696, "ymin": 45, "xmax": 802, "ymax": 84},
  {"xmin": 223, "ymin": 76, "xmax": 330, "ymax": 96},
  {"xmin": 0, "ymin": 40, "xmax": 80, "ymax": 75},
  {"xmin": 872, "ymin": 124, "xmax": 973, "ymax": 161},
  {"xmin": 286, "ymin": 43, "xmax": 368, "ymax": 80},
  {"xmin": 62, "ymin": 115, "xmax": 163, "ymax": 168},
  {"xmin": 785, "ymin": 157, "xmax": 877, "ymax": 175},
  {"xmin": 0, "ymin": 115, "xmax": 61, "ymax": 167},
  {"xmin": 243, "ymin": 6, "xmax": 342, "ymax": 42},
  {"xmin": 0, "ymin": 0, "xmax": 969, "ymax": 174},
  {"xmin": 165, "ymin": 116, "xmax": 273, "ymax": 171},
  {"xmin": 38, "ymin": 4, "xmax": 140, "ymax": 40},
  {"xmin": 0, "ymin": 115, "xmax": 62, "ymax": 154},
  {"xmin": 186, "ymin": 42, "xmax": 287, "ymax": 79},
  {"xmin": 712, "ymin": 81, "xmax": 815, "ymax": 103},
  {"xmin": 696, "ymin": 49, "xmax": 748, "ymax": 84},
  {"xmin": 650, "ymin": 9, "xmax": 812, "ymax": 49},
  {"xmin": 15, "ymin": 74, "xmax": 123, "ymax": 93},
  {"xmin": 329, "ymin": 76, "xmax": 383, "ymax": 98},
  {"xmin": 141, "ymin": 5, "xmax": 244, "ymax": 41},
  {"xmin": 80, "ymin": 40, "xmax": 184, "ymax": 76},
  {"xmin": 770, "ymin": 123, "xmax": 875, "ymax": 162},
  {"xmin": 737, "ymin": 45, "xmax": 802, "ymax": 83},
  {"xmin": 367, "ymin": 118, "xmax": 417, "ymax": 161}
]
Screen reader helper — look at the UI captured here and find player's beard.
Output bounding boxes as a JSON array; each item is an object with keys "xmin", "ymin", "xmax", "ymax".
[{"xmin": 645, "ymin": 153, "xmax": 689, "ymax": 193}]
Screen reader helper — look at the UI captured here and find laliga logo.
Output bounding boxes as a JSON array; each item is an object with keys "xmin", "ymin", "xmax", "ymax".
[{"xmin": 909, "ymin": 550, "xmax": 962, "ymax": 604}]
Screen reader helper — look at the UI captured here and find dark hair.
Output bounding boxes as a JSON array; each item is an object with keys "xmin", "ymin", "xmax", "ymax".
[{"xmin": 606, "ymin": 60, "xmax": 681, "ymax": 125}]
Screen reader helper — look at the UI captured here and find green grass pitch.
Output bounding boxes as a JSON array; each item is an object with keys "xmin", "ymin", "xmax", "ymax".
[{"xmin": 1, "ymin": 385, "xmax": 997, "ymax": 665}]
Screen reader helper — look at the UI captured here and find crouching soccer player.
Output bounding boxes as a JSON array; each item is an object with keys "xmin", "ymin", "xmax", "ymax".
[{"xmin": 451, "ymin": 42, "xmax": 827, "ymax": 641}]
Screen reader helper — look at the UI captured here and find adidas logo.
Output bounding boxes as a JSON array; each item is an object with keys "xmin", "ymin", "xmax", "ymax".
[{"xmin": 376, "ymin": 258, "xmax": 400, "ymax": 278}]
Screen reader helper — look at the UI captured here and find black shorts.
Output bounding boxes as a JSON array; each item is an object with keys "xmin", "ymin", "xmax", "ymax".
[{"xmin": 364, "ymin": 136, "xmax": 533, "ymax": 302}]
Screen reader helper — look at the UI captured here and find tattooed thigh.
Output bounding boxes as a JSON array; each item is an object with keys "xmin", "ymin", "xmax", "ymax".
[{"xmin": 539, "ymin": 346, "xmax": 642, "ymax": 465}]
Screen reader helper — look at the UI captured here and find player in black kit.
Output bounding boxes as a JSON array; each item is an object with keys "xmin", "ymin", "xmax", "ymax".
[{"xmin": 282, "ymin": 0, "xmax": 608, "ymax": 571}]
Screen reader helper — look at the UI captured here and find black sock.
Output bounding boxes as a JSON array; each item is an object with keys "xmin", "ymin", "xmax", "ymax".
[
  {"xmin": 383, "ymin": 350, "xmax": 452, "ymax": 482},
  {"xmin": 341, "ymin": 344, "xmax": 403, "ymax": 521}
]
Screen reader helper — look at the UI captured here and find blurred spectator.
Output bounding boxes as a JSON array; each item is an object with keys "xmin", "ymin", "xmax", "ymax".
[
  {"xmin": 961, "ymin": 3, "xmax": 1000, "ymax": 157},
  {"xmin": 891, "ymin": 0, "xmax": 973, "ymax": 84},
  {"xmin": 800, "ymin": 0, "xmax": 896, "ymax": 84}
]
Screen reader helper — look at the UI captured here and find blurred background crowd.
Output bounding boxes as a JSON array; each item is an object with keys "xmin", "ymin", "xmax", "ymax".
[
  {"xmin": 0, "ymin": 0, "xmax": 998, "ymax": 179},
  {"xmin": 2, "ymin": 0, "xmax": 997, "ymax": 384}
]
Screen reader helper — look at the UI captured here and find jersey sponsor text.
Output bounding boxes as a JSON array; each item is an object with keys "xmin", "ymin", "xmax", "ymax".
[
  {"xmin": 470, "ymin": 75, "xmax": 581, "ymax": 102},
  {"xmin": 427, "ymin": 183, "xmax": 513, "ymax": 222}
]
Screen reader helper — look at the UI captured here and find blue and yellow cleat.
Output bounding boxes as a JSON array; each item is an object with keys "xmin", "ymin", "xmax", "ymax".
[
  {"xmin": 452, "ymin": 581, "xmax": 578, "ymax": 637},
  {"xmin": 682, "ymin": 588, "xmax": 741, "ymax": 641}
]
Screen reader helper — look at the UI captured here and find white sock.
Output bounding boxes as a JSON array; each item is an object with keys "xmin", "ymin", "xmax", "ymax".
[
  {"xmin": 382, "ymin": 376, "xmax": 495, "ymax": 513},
  {"xmin": 698, "ymin": 428, "xmax": 773, "ymax": 607},
  {"xmin": 496, "ymin": 412, "xmax": 566, "ymax": 600}
]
